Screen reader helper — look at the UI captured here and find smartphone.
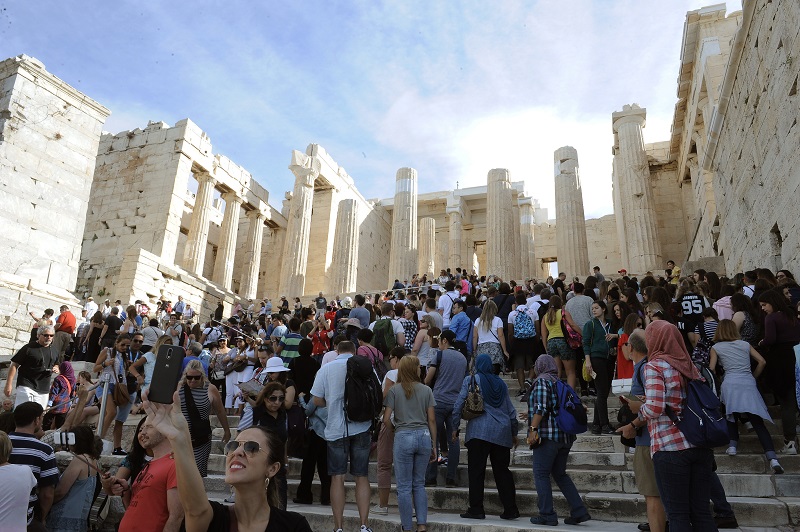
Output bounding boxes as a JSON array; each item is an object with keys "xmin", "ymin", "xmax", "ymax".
[
  {"xmin": 57, "ymin": 431, "xmax": 76, "ymax": 446},
  {"xmin": 148, "ymin": 345, "xmax": 186, "ymax": 404}
]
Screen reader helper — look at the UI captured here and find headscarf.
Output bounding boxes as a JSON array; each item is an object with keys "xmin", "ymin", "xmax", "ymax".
[
  {"xmin": 59, "ymin": 361, "xmax": 76, "ymax": 388},
  {"xmin": 533, "ymin": 354, "xmax": 559, "ymax": 383},
  {"xmin": 474, "ymin": 353, "xmax": 506, "ymax": 408},
  {"xmin": 645, "ymin": 320, "xmax": 700, "ymax": 380}
]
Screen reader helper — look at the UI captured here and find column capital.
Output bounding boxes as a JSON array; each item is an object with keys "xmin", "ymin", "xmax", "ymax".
[
  {"xmin": 446, "ymin": 195, "xmax": 464, "ymax": 218},
  {"xmin": 221, "ymin": 191, "xmax": 244, "ymax": 205},
  {"xmin": 289, "ymin": 150, "xmax": 320, "ymax": 186},
  {"xmin": 246, "ymin": 207, "xmax": 268, "ymax": 222},
  {"xmin": 612, "ymin": 104, "xmax": 647, "ymax": 131},
  {"xmin": 518, "ymin": 196, "xmax": 534, "ymax": 208},
  {"xmin": 195, "ymin": 171, "xmax": 217, "ymax": 186}
]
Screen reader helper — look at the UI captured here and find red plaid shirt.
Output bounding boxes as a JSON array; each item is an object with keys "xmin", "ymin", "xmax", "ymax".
[{"xmin": 637, "ymin": 359, "xmax": 691, "ymax": 455}]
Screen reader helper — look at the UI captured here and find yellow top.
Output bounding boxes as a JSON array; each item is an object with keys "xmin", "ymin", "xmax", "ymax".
[{"xmin": 544, "ymin": 309, "xmax": 564, "ymax": 339}]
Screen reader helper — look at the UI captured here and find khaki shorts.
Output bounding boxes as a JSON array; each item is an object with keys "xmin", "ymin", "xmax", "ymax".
[{"xmin": 633, "ymin": 445, "xmax": 660, "ymax": 497}]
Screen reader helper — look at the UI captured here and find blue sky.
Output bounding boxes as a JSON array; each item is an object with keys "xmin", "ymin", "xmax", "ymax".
[{"xmin": 3, "ymin": 0, "xmax": 741, "ymax": 218}]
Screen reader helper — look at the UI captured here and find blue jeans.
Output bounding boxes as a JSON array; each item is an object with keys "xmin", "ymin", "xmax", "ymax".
[
  {"xmin": 531, "ymin": 438, "xmax": 588, "ymax": 522},
  {"xmin": 425, "ymin": 403, "xmax": 459, "ymax": 483},
  {"xmin": 653, "ymin": 448, "xmax": 717, "ymax": 531},
  {"xmin": 393, "ymin": 428, "xmax": 431, "ymax": 530}
]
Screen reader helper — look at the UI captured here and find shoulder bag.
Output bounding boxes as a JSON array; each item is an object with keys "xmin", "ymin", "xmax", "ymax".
[{"xmin": 461, "ymin": 372, "xmax": 485, "ymax": 420}]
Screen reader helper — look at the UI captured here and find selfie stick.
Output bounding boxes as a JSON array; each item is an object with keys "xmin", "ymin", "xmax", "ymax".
[{"xmin": 210, "ymin": 319, "xmax": 260, "ymax": 342}]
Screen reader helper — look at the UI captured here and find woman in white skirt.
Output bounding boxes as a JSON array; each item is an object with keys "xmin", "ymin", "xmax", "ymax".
[
  {"xmin": 235, "ymin": 335, "xmax": 258, "ymax": 414},
  {"xmin": 709, "ymin": 319, "xmax": 784, "ymax": 474},
  {"xmin": 223, "ymin": 336, "xmax": 245, "ymax": 414}
]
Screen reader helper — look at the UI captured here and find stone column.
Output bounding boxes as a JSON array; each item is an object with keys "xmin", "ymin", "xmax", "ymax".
[
  {"xmin": 328, "ymin": 199, "xmax": 360, "ymax": 294},
  {"xmin": 239, "ymin": 208, "xmax": 266, "ymax": 299},
  {"xmin": 611, "ymin": 151, "xmax": 630, "ymax": 268},
  {"xmin": 388, "ymin": 168, "xmax": 418, "ymax": 284},
  {"xmin": 519, "ymin": 197, "xmax": 536, "ymax": 278},
  {"xmin": 417, "ymin": 217, "xmax": 436, "ymax": 278},
  {"xmin": 612, "ymin": 104, "xmax": 663, "ymax": 273},
  {"xmin": 554, "ymin": 146, "xmax": 590, "ymax": 278},
  {"xmin": 446, "ymin": 196, "xmax": 463, "ymax": 270},
  {"xmin": 183, "ymin": 171, "xmax": 217, "ymax": 276},
  {"xmin": 486, "ymin": 168, "xmax": 514, "ymax": 279},
  {"xmin": 511, "ymin": 199, "xmax": 523, "ymax": 279},
  {"xmin": 212, "ymin": 192, "xmax": 243, "ymax": 289},
  {"xmin": 279, "ymin": 151, "xmax": 319, "ymax": 297}
]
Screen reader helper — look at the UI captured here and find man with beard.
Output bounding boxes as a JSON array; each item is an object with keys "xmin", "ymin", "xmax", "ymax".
[{"xmin": 109, "ymin": 416, "xmax": 184, "ymax": 531}]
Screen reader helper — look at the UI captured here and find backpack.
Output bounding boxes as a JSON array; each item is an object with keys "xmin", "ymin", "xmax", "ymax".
[
  {"xmin": 344, "ymin": 354, "xmax": 383, "ymax": 424},
  {"xmin": 358, "ymin": 345, "xmax": 388, "ymax": 382},
  {"xmin": 513, "ymin": 308, "xmax": 536, "ymax": 339},
  {"xmin": 666, "ymin": 373, "xmax": 728, "ymax": 448},
  {"xmin": 371, "ymin": 319, "xmax": 397, "ymax": 357},
  {"xmin": 691, "ymin": 324, "xmax": 713, "ymax": 367},
  {"xmin": 548, "ymin": 380, "xmax": 588, "ymax": 435}
]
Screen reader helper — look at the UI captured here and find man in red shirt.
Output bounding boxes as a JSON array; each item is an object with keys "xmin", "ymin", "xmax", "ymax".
[
  {"xmin": 109, "ymin": 418, "xmax": 184, "ymax": 531},
  {"xmin": 53, "ymin": 305, "xmax": 76, "ymax": 361}
]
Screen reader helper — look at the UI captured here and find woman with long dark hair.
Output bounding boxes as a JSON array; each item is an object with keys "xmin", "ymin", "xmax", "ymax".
[
  {"xmin": 757, "ymin": 290, "xmax": 800, "ymax": 454},
  {"xmin": 730, "ymin": 293, "xmax": 760, "ymax": 346},
  {"xmin": 142, "ymin": 391, "xmax": 311, "ymax": 531},
  {"xmin": 47, "ymin": 425, "xmax": 102, "ymax": 532}
]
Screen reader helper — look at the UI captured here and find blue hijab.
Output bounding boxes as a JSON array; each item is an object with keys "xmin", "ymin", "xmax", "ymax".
[{"xmin": 474, "ymin": 353, "xmax": 506, "ymax": 408}]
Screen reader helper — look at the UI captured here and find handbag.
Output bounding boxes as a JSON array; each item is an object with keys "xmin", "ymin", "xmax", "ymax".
[
  {"xmin": 461, "ymin": 373, "xmax": 485, "ymax": 420},
  {"xmin": 560, "ymin": 316, "xmax": 582, "ymax": 350},
  {"xmin": 112, "ymin": 380, "xmax": 130, "ymax": 407},
  {"xmin": 617, "ymin": 402, "xmax": 639, "ymax": 447}
]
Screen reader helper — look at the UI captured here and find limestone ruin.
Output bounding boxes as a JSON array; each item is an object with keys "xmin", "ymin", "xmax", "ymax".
[{"xmin": 2, "ymin": 2, "xmax": 799, "ymax": 362}]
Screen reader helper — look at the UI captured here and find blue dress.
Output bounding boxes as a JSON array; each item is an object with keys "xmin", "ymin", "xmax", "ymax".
[{"xmin": 46, "ymin": 472, "xmax": 96, "ymax": 532}]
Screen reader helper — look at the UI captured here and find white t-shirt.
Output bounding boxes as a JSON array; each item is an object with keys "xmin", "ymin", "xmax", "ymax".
[
  {"xmin": 0, "ymin": 463, "xmax": 37, "ymax": 530},
  {"xmin": 436, "ymin": 291, "xmax": 461, "ymax": 328},
  {"xmin": 84, "ymin": 301, "xmax": 98, "ymax": 316},
  {"xmin": 508, "ymin": 304, "xmax": 537, "ymax": 328},
  {"xmin": 142, "ymin": 351, "xmax": 157, "ymax": 388},
  {"xmin": 474, "ymin": 316, "xmax": 504, "ymax": 344},
  {"xmin": 321, "ymin": 349, "xmax": 339, "ymax": 366},
  {"xmin": 382, "ymin": 368, "xmax": 399, "ymax": 389}
]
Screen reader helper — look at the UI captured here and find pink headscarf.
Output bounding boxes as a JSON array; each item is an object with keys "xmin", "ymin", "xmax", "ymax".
[{"xmin": 645, "ymin": 320, "xmax": 700, "ymax": 381}]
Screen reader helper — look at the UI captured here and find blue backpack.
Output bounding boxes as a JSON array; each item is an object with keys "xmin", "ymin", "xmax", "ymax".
[
  {"xmin": 666, "ymin": 374, "xmax": 728, "ymax": 448},
  {"xmin": 513, "ymin": 309, "xmax": 536, "ymax": 339},
  {"xmin": 550, "ymin": 380, "xmax": 588, "ymax": 434}
]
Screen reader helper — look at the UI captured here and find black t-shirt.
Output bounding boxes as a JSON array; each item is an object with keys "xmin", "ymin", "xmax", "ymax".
[
  {"xmin": 104, "ymin": 315, "xmax": 123, "ymax": 337},
  {"xmin": 678, "ymin": 293, "xmax": 706, "ymax": 332},
  {"xmin": 184, "ymin": 501, "xmax": 311, "ymax": 532},
  {"xmin": 315, "ymin": 297, "xmax": 327, "ymax": 309},
  {"xmin": 552, "ymin": 279, "xmax": 566, "ymax": 296},
  {"xmin": 288, "ymin": 357, "xmax": 320, "ymax": 396},
  {"xmin": 252, "ymin": 408, "xmax": 288, "ymax": 441},
  {"xmin": 11, "ymin": 343, "xmax": 58, "ymax": 393}
]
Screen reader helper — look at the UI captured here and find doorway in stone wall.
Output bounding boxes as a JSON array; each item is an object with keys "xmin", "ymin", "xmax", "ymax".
[{"xmin": 540, "ymin": 257, "xmax": 558, "ymax": 280}]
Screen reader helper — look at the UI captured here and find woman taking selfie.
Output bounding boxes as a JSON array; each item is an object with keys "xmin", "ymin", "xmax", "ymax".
[{"xmin": 141, "ymin": 390, "xmax": 311, "ymax": 532}]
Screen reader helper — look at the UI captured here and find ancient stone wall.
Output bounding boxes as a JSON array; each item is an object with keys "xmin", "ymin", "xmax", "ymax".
[
  {"xmin": 707, "ymin": 0, "xmax": 800, "ymax": 274},
  {"xmin": 0, "ymin": 55, "xmax": 109, "ymax": 360}
]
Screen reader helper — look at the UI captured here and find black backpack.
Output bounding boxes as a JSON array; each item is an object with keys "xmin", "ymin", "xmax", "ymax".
[{"xmin": 345, "ymin": 354, "xmax": 382, "ymax": 424}]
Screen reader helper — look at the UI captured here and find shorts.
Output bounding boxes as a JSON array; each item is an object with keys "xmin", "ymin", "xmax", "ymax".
[
  {"xmin": 14, "ymin": 386, "xmax": 48, "ymax": 409},
  {"xmin": 633, "ymin": 445, "xmax": 660, "ymax": 496},
  {"xmin": 510, "ymin": 337, "xmax": 537, "ymax": 371},
  {"xmin": 115, "ymin": 391, "xmax": 137, "ymax": 423},
  {"xmin": 547, "ymin": 337, "xmax": 577, "ymax": 361},
  {"xmin": 327, "ymin": 430, "xmax": 371, "ymax": 477}
]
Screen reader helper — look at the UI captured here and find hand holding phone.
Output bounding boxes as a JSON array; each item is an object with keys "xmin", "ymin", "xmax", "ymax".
[{"xmin": 148, "ymin": 345, "xmax": 186, "ymax": 404}]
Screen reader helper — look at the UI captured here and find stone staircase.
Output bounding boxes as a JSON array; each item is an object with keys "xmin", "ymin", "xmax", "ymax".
[{"xmin": 74, "ymin": 371, "xmax": 798, "ymax": 530}]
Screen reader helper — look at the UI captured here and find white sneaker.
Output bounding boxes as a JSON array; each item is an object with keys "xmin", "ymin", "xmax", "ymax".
[
  {"xmin": 780, "ymin": 441, "xmax": 797, "ymax": 455},
  {"xmin": 370, "ymin": 504, "xmax": 388, "ymax": 515},
  {"xmin": 725, "ymin": 446, "xmax": 737, "ymax": 456},
  {"xmin": 744, "ymin": 421, "xmax": 754, "ymax": 432},
  {"xmin": 360, "ymin": 526, "xmax": 373, "ymax": 532},
  {"xmin": 770, "ymin": 459, "xmax": 785, "ymax": 474}
]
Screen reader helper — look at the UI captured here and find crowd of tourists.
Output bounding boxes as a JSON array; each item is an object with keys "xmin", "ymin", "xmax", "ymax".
[{"xmin": 2, "ymin": 264, "xmax": 799, "ymax": 531}]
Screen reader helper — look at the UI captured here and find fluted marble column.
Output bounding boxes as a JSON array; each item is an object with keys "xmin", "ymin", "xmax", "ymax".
[
  {"xmin": 554, "ymin": 146, "xmax": 590, "ymax": 278},
  {"xmin": 328, "ymin": 199, "xmax": 359, "ymax": 294},
  {"xmin": 212, "ymin": 192, "xmax": 243, "ymax": 289},
  {"xmin": 239, "ymin": 208, "xmax": 266, "ymax": 299},
  {"xmin": 487, "ymin": 168, "xmax": 514, "ymax": 279},
  {"xmin": 388, "ymin": 168, "xmax": 418, "ymax": 284},
  {"xmin": 279, "ymin": 151, "xmax": 319, "ymax": 297},
  {"xmin": 611, "ymin": 151, "xmax": 630, "ymax": 268},
  {"xmin": 612, "ymin": 104, "xmax": 662, "ymax": 274},
  {"xmin": 519, "ymin": 197, "xmax": 536, "ymax": 278},
  {"xmin": 183, "ymin": 172, "xmax": 217, "ymax": 275},
  {"xmin": 446, "ymin": 197, "xmax": 463, "ymax": 270},
  {"xmin": 511, "ymin": 200, "xmax": 522, "ymax": 279},
  {"xmin": 418, "ymin": 217, "xmax": 436, "ymax": 278}
]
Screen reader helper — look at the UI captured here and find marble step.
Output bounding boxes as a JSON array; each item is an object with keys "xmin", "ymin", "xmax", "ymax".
[{"xmin": 200, "ymin": 478, "xmax": 800, "ymax": 527}]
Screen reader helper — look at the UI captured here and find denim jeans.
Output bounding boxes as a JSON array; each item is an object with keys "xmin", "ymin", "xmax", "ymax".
[
  {"xmin": 425, "ymin": 403, "xmax": 459, "ymax": 483},
  {"xmin": 394, "ymin": 428, "xmax": 432, "ymax": 530},
  {"xmin": 531, "ymin": 438, "xmax": 588, "ymax": 522},
  {"xmin": 653, "ymin": 447, "xmax": 717, "ymax": 531}
]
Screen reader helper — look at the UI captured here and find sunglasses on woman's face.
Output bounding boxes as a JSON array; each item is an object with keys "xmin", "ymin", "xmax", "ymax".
[
  {"xmin": 185, "ymin": 374, "xmax": 202, "ymax": 381},
  {"xmin": 224, "ymin": 440, "xmax": 264, "ymax": 456},
  {"xmin": 267, "ymin": 395, "xmax": 285, "ymax": 403}
]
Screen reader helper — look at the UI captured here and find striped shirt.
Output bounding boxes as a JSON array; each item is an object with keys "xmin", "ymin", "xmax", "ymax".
[
  {"xmin": 637, "ymin": 359, "xmax": 691, "ymax": 455},
  {"xmin": 528, "ymin": 379, "xmax": 576, "ymax": 445},
  {"xmin": 8, "ymin": 432, "xmax": 59, "ymax": 524},
  {"xmin": 279, "ymin": 332, "xmax": 303, "ymax": 359}
]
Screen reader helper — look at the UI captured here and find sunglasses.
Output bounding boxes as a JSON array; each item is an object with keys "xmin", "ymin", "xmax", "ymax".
[
  {"xmin": 131, "ymin": 339, "xmax": 143, "ymax": 343},
  {"xmin": 267, "ymin": 395, "xmax": 285, "ymax": 403},
  {"xmin": 185, "ymin": 375, "xmax": 203, "ymax": 381},
  {"xmin": 224, "ymin": 440, "xmax": 264, "ymax": 456},
  {"xmin": 40, "ymin": 334, "xmax": 54, "ymax": 338}
]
